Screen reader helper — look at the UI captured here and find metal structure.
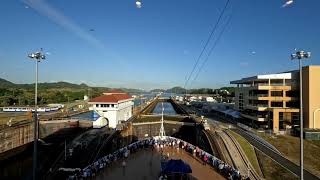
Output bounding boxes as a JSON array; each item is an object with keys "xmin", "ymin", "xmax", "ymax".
[
  {"xmin": 159, "ymin": 102, "xmax": 166, "ymax": 138},
  {"xmin": 28, "ymin": 49, "xmax": 46, "ymax": 180},
  {"xmin": 291, "ymin": 50, "xmax": 311, "ymax": 180}
]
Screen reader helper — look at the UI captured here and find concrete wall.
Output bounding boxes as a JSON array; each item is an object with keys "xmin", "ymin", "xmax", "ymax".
[
  {"xmin": 103, "ymin": 111, "xmax": 117, "ymax": 128},
  {"xmin": 117, "ymin": 106, "xmax": 132, "ymax": 122},
  {"xmin": 303, "ymin": 66, "xmax": 320, "ymax": 129},
  {"xmin": 0, "ymin": 122, "xmax": 33, "ymax": 154}
]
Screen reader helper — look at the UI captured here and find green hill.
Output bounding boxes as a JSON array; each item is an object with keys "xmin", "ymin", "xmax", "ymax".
[{"xmin": 0, "ymin": 78, "xmax": 15, "ymax": 88}]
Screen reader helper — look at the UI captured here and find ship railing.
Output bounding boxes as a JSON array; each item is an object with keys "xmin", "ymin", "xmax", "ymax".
[{"xmin": 66, "ymin": 136, "xmax": 244, "ymax": 180}]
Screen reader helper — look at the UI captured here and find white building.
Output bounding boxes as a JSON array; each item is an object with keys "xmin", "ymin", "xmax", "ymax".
[
  {"xmin": 88, "ymin": 90, "xmax": 134, "ymax": 128},
  {"xmin": 206, "ymin": 96, "xmax": 216, "ymax": 102}
]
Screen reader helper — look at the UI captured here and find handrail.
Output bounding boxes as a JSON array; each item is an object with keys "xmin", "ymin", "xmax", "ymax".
[{"xmin": 69, "ymin": 136, "xmax": 244, "ymax": 180}]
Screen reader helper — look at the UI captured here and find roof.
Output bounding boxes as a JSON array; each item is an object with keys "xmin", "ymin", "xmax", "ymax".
[
  {"xmin": 89, "ymin": 93, "xmax": 133, "ymax": 103},
  {"xmin": 230, "ymin": 72, "xmax": 293, "ymax": 84}
]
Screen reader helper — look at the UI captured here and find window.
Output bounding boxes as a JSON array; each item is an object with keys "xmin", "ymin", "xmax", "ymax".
[
  {"xmin": 286, "ymin": 90, "xmax": 299, "ymax": 97},
  {"xmin": 271, "ymin": 101, "xmax": 283, "ymax": 107},
  {"xmin": 286, "ymin": 101, "xmax": 299, "ymax": 108},
  {"xmin": 96, "ymin": 104, "xmax": 99, "ymax": 107},
  {"xmin": 271, "ymin": 91, "xmax": 283, "ymax": 97},
  {"xmin": 111, "ymin": 104, "xmax": 114, "ymax": 108}
]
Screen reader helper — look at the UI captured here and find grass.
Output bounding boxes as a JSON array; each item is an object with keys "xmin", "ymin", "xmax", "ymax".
[
  {"xmin": 255, "ymin": 149, "xmax": 298, "ymax": 180},
  {"xmin": 256, "ymin": 132, "xmax": 320, "ymax": 177},
  {"xmin": 228, "ymin": 130, "xmax": 262, "ymax": 176}
]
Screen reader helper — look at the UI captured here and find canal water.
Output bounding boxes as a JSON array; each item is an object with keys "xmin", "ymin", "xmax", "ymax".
[
  {"xmin": 71, "ymin": 111, "xmax": 99, "ymax": 121},
  {"xmin": 152, "ymin": 102, "xmax": 177, "ymax": 115}
]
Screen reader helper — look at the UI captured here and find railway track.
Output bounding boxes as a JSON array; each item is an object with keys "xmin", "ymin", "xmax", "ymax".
[
  {"xmin": 202, "ymin": 130, "xmax": 233, "ymax": 166},
  {"xmin": 221, "ymin": 130, "xmax": 261, "ymax": 180}
]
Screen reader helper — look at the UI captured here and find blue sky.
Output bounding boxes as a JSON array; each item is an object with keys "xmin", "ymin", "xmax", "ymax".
[{"xmin": 0, "ymin": 0, "xmax": 319, "ymax": 90}]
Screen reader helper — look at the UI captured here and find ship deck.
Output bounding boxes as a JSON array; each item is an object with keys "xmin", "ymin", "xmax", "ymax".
[{"xmin": 94, "ymin": 146, "xmax": 225, "ymax": 180}]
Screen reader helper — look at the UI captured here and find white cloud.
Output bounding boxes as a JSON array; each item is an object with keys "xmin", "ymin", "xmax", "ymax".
[{"xmin": 22, "ymin": 0, "xmax": 106, "ymax": 50}]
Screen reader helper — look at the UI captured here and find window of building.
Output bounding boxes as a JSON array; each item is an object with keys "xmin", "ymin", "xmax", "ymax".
[
  {"xmin": 111, "ymin": 104, "xmax": 114, "ymax": 108},
  {"xmin": 286, "ymin": 90, "xmax": 299, "ymax": 97},
  {"xmin": 96, "ymin": 104, "xmax": 99, "ymax": 107},
  {"xmin": 286, "ymin": 101, "xmax": 299, "ymax": 108},
  {"xmin": 285, "ymin": 79, "xmax": 292, "ymax": 85},
  {"xmin": 271, "ymin": 101, "xmax": 283, "ymax": 107},
  {"xmin": 271, "ymin": 91, "xmax": 283, "ymax": 97}
]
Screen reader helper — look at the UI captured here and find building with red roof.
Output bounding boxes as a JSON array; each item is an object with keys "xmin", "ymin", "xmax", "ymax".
[{"xmin": 88, "ymin": 90, "xmax": 134, "ymax": 128}]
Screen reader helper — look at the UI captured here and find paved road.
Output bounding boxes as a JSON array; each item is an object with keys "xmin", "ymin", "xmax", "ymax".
[{"xmin": 233, "ymin": 128, "xmax": 320, "ymax": 180}]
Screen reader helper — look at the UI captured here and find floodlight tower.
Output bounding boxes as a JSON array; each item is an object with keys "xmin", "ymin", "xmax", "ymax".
[
  {"xmin": 291, "ymin": 50, "xmax": 311, "ymax": 180},
  {"xmin": 28, "ymin": 49, "xmax": 46, "ymax": 180}
]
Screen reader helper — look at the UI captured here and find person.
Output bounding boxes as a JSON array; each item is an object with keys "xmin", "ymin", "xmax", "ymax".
[
  {"xmin": 203, "ymin": 154, "xmax": 208, "ymax": 165},
  {"xmin": 122, "ymin": 160, "xmax": 126, "ymax": 176}
]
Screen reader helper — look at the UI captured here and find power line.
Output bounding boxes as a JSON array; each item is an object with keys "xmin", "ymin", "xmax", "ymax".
[
  {"xmin": 183, "ymin": 0, "xmax": 231, "ymax": 90},
  {"xmin": 190, "ymin": 12, "xmax": 233, "ymax": 87}
]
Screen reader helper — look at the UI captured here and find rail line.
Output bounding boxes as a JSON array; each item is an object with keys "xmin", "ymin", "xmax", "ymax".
[
  {"xmin": 222, "ymin": 130, "xmax": 261, "ymax": 180},
  {"xmin": 202, "ymin": 130, "xmax": 232, "ymax": 166}
]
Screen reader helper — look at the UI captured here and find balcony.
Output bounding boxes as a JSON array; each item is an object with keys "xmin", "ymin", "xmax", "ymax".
[
  {"xmin": 242, "ymin": 83, "xmax": 292, "ymax": 90},
  {"xmin": 248, "ymin": 94, "xmax": 269, "ymax": 100}
]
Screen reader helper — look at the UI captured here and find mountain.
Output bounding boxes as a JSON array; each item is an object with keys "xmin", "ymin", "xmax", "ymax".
[
  {"xmin": 0, "ymin": 78, "xmax": 141, "ymax": 93},
  {"xmin": 165, "ymin": 87, "xmax": 186, "ymax": 94},
  {"xmin": 0, "ymin": 78, "xmax": 16, "ymax": 88},
  {"xmin": 150, "ymin": 89, "xmax": 165, "ymax": 93}
]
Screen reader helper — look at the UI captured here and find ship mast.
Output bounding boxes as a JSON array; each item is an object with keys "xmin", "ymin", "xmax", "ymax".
[{"xmin": 159, "ymin": 102, "xmax": 166, "ymax": 138}]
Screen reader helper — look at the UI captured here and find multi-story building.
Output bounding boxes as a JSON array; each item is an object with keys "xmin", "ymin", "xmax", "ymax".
[
  {"xmin": 231, "ymin": 65, "xmax": 320, "ymax": 133},
  {"xmin": 88, "ymin": 90, "xmax": 134, "ymax": 128}
]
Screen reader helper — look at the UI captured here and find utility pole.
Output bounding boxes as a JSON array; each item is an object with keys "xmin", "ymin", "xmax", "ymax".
[
  {"xmin": 291, "ymin": 50, "xmax": 311, "ymax": 180},
  {"xmin": 28, "ymin": 49, "xmax": 46, "ymax": 180}
]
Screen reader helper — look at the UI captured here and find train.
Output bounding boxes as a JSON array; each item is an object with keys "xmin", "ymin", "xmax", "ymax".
[{"xmin": 2, "ymin": 104, "xmax": 64, "ymax": 112}]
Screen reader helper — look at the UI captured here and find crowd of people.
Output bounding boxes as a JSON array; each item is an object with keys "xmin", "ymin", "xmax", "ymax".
[{"xmin": 67, "ymin": 136, "xmax": 249, "ymax": 180}]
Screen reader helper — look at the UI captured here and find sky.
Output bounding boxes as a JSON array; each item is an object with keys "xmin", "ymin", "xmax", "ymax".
[{"xmin": 0, "ymin": 0, "xmax": 319, "ymax": 90}]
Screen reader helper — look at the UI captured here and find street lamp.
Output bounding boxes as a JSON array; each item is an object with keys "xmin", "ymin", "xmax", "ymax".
[
  {"xmin": 28, "ymin": 49, "xmax": 46, "ymax": 180},
  {"xmin": 291, "ymin": 50, "xmax": 311, "ymax": 180}
]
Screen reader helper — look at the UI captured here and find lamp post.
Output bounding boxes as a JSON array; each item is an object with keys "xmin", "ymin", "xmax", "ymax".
[
  {"xmin": 28, "ymin": 49, "xmax": 46, "ymax": 180},
  {"xmin": 291, "ymin": 50, "xmax": 311, "ymax": 180}
]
